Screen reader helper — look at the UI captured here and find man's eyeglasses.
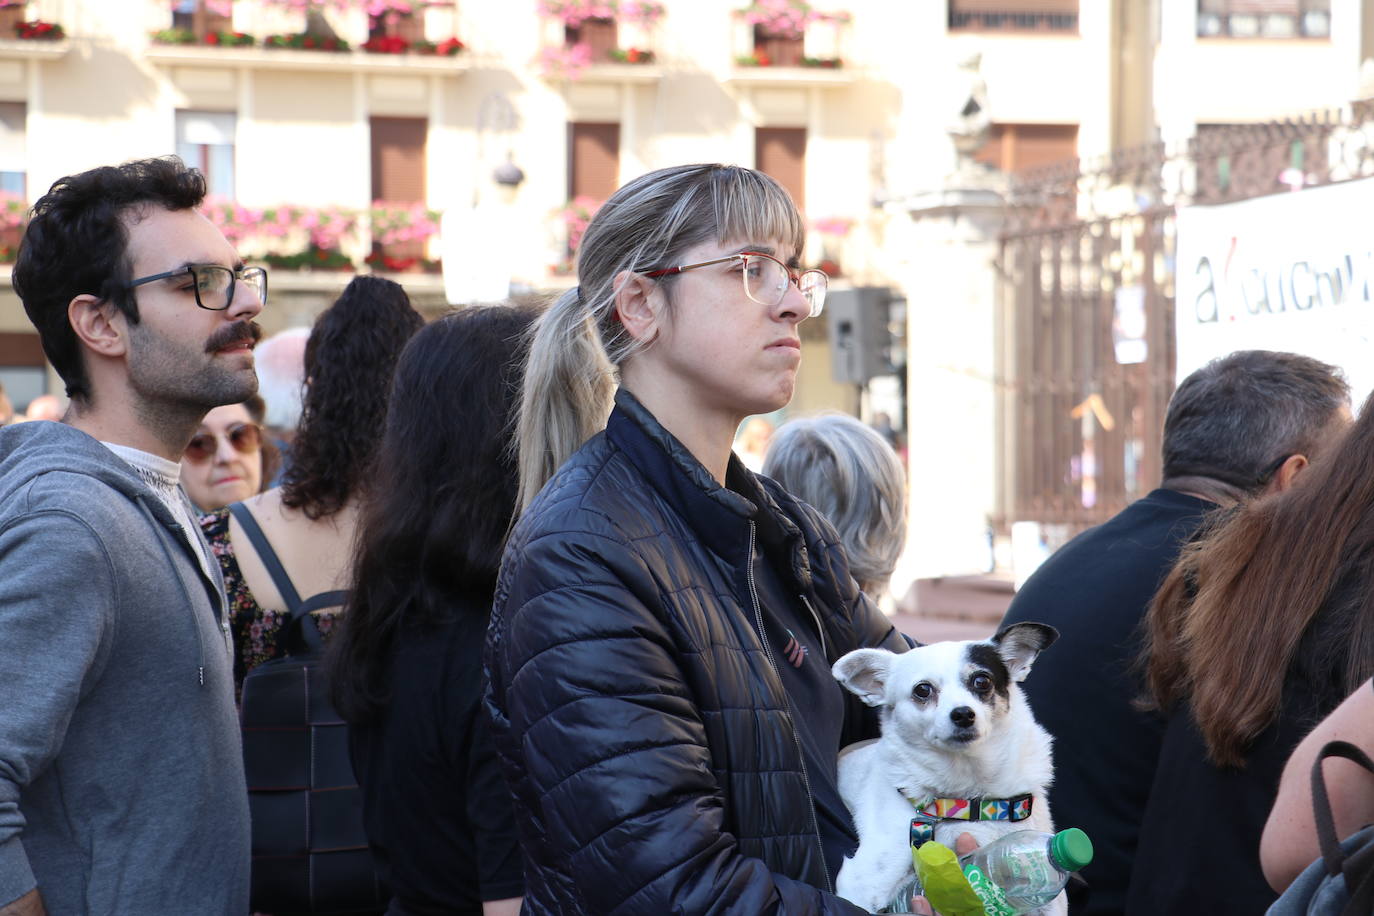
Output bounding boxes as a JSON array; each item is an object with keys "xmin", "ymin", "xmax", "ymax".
[
  {"xmin": 184, "ymin": 422, "xmax": 262, "ymax": 463},
  {"xmin": 644, "ymin": 251, "xmax": 828, "ymax": 318},
  {"xmin": 127, "ymin": 265, "xmax": 269, "ymax": 312}
]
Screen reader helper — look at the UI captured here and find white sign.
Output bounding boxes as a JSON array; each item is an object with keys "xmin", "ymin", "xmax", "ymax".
[{"xmin": 1175, "ymin": 176, "xmax": 1374, "ymax": 404}]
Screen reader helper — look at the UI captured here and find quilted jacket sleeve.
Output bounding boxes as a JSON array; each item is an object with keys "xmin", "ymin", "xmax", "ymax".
[{"xmin": 487, "ymin": 526, "xmax": 867, "ymax": 915}]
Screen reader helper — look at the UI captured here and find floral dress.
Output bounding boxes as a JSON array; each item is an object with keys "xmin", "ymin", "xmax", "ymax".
[{"xmin": 200, "ymin": 507, "xmax": 341, "ymax": 698}]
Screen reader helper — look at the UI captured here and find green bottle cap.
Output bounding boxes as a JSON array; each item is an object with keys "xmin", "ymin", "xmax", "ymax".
[
  {"xmin": 1051, "ymin": 828, "xmax": 1094, "ymax": 871},
  {"xmin": 913, "ymin": 842, "xmax": 986, "ymax": 916}
]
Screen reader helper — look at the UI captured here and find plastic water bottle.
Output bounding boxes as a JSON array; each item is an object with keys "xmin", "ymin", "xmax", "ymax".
[
  {"xmin": 878, "ymin": 842, "xmax": 987, "ymax": 914},
  {"xmin": 880, "ymin": 874, "xmax": 921, "ymax": 914},
  {"xmin": 957, "ymin": 828, "xmax": 1093, "ymax": 915}
]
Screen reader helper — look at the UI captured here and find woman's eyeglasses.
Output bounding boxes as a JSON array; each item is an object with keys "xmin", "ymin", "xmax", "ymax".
[
  {"xmin": 127, "ymin": 265, "xmax": 269, "ymax": 312},
  {"xmin": 644, "ymin": 251, "xmax": 828, "ymax": 318},
  {"xmin": 184, "ymin": 422, "xmax": 263, "ymax": 463}
]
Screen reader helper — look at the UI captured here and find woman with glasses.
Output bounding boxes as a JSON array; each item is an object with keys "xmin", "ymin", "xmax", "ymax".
[
  {"xmin": 180, "ymin": 394, "xmax": 275, "ymax": 511},
  {"xmin": 201, "ymin": 275, "xmax": 423, "ymax": 691},
  {"xmin": 485, "ymin": 163, "xmax": 909, "ymax": 914}
]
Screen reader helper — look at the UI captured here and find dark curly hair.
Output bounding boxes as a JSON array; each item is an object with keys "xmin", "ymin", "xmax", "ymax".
[
  {"xmin": 12, "ymin": 157, "xmax": 207, "ymax": 401},
  {"xmin": 332, "ymin": 304, "xmax": 536, "ymax": 722},
  {"xmin": 279, "ymin": 275, "xmax": 423, "ymax": 519}
]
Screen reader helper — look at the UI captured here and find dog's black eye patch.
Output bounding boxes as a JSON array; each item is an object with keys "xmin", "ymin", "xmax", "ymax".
[{"xmin": 965, "ymin": 644, "xmax": 1011, "ymax": 699}]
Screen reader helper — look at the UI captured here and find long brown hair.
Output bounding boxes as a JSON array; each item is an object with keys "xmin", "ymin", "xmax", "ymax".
[{"xmin": 1141, "ymin": 398, "xmax": 1374, "ymax": 768}]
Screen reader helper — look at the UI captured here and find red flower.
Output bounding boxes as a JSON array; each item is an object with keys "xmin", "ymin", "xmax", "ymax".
[
  {"xmin": 626, "ymin": 47, "xmax": 641, "ymax": 62},
  {"xmin": 204, "ymin": 31, "xmax": 220, "ymax": 44},
  {"xmin": 303, "ymin": 36, "xmax": 316, "ymax": 48},
  {"xmin": 756, "ymin": 51, "xmax": 771, "ymax": 66}
]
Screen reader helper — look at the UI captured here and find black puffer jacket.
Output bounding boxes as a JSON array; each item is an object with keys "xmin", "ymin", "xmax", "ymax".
[{"xmin": 485, "ymin": 390, "xmax": 908, "ymax": 914}]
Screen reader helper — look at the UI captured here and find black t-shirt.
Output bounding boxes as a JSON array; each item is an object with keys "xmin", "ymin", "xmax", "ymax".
[
  {"xmin": 749, "ymin": 514, "xmax": 857, "ymax": 885},
  {"xmin": 348, "ymin": 602, "xmax": 525, "ymax": 916},
  {"xmin": 1124, "ymin": 567, "xmax": 1362, "ymax": 915},
  {"xmin": 1000, "ymin": 488, "xmax": 1215, "ymax": 915}
]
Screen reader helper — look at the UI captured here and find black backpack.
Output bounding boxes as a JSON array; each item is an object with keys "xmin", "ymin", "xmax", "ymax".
[
  {"xmin": 231, "ymin": 503, "xmax": 387, "ymax": 915},
  {"xmin": 1267, "ymin": 740, "xmax": 1374, "ymax": 916}
]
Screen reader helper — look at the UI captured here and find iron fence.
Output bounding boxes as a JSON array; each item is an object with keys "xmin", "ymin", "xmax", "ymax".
[{"xmin": 997, "ymin": 104, "xmax": 1374, "ymax": 531}]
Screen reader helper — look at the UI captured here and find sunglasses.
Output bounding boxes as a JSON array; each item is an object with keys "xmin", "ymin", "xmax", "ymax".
[{"xmin": 184, "ymin": 422, "xmax": 262, "ymax": 463}]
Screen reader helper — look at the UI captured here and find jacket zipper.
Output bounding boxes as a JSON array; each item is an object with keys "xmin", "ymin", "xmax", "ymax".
[
  {"xmin": 746, "ymin": 520, "xmax": 834, "ymax": 894},
  {"xmin": 799, "ymin": 594, "xmax": 827, "ymax": 661}
]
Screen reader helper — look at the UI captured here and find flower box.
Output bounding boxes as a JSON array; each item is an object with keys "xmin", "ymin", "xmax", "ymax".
[
  {"xmin": 364, "ymin": 250, "xmax": 441, "ymax": 273},
  {"xmin": 15, "ymin": 20, "xmax": 63, "ymax": 40},
  {"xmin": 361, "ymin": 34, "xmax": 463, "ymax": 54},
  {"xmin": 606, "ymin": 46, "xmax": 652, "ymax": 63},
  {"xmin": 262, "ymin": 245, "xmax": 356, "ymax": 271},
  {"xmin": 262, "ymin": 31, "xmax": 350, "ymax": 50},
  {"xmin": 151, "ymin": 27, "xmax": 255, "ymax": 46}
]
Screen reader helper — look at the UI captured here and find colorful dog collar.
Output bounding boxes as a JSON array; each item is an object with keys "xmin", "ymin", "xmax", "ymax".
[{"xmin": 904, "ymin": 791, "xmax": 1035, "ymax": 849}]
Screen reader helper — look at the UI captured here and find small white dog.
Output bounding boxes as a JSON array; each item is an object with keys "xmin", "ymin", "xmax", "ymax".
[{"xmin": 831, "ymin": 623, "xmax": 1062, "ymax": 914}]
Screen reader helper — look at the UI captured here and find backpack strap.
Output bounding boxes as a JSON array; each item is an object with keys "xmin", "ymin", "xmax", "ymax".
[
  {"xmin": 227, "ymin": 502, "xmax": 326, "ymax": 653},
  {"xmin": 299, "ymin": 590, "xmax": 349, "ymax": 615},
  {"xmin": 1311, "ymin": 740, "xmax": 1374, "ymax": 888}
]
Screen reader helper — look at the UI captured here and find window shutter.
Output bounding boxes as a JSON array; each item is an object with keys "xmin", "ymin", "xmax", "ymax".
[
  {"xmin": 1008, "ymin": 124, "xmax": 1078, "ymax": 172},
  {"xmin": 755, "ymin": 127, "xmax": 806, "ymax": 211},
  {"xmin": 369, "ymin": 11, "xmax": 425, "ymax": 42},
  {"xmin": 568, "ymin": 122, "xmax": 620, "ymax": 202},
  {"xmin": 0, "ymin": 333, "xmax": 44, "ymax": 366},
  {"xmin": 370, "ymin": 116, "xmax": 427, "ymax": 204},
  {"xmin": 566, "ymin": 19, "xmax": 618, "ymax": 61},
  {"xmin": 974, "ymin": 124, "xmax": 1077, "ymax": 174}
]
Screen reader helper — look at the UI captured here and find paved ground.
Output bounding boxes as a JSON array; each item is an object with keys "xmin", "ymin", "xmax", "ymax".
[
  {"xmin": 884, "ymin": 573, "xmax": 1016, "ymax": 644},
  {"xmin": 889, "ymin": 612, "xmax": 996, "ymax": 643}
]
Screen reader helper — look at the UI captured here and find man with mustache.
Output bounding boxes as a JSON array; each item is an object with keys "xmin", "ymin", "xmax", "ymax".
[{"xmin": 0, "ymin": 157, "xmax": 264, "ymax": 915}]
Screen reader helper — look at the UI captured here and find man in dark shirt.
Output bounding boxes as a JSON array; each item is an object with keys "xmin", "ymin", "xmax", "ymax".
[{"xmin": 1000, "ymin": 350, "xmax": 1351, "ymax": 915}]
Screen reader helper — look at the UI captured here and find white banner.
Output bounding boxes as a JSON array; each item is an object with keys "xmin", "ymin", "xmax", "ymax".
[{"xmin": 1175, "ymin": 176, "xmax": 1374, "ymax": 405}]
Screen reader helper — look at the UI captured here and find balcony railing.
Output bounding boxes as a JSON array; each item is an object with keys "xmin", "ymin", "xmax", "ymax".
[
  {"xmin": 145, "ymin": 0, "xmax": 466, "ymax": 58},
  {"xmin": 1196, "ymin": 10, "xmax": 1331, "ymax": 38},
  {"xmin": 948, "ymin": 7, "xmax": 1078, "ymax": 33}
]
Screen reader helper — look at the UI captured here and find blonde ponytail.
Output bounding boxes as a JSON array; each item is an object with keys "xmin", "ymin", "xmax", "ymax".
[{"xmin": 516, "ymin": 289, "xmax": 616, "ymax": 511}]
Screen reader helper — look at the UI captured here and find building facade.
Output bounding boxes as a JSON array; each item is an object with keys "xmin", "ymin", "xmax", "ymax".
[{"xmin": 0, "ymin": 0, "xmax": 1370, "ymax": 592}]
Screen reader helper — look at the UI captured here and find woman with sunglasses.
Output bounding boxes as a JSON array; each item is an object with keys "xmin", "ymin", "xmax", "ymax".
[
  {"xmin": 181, "ymin": 394, "xmax": 275, "ymax": 511},
  {"xmin": 201, "ymin": 275, "xmax": 422, "ymax": 691},
  {"xmin": 485, "ymin": 164, "xmax": 910, "ymax": 914}
]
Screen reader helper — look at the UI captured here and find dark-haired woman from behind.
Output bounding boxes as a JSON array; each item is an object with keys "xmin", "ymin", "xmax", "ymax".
[
  {"xmin": 332, "ymin": 306, "xmax": 532, "ymax": 916},
  {"xmin": 202, "ymin": 274, "xmax": 423, "ymax": 690},
  {"xmin": 1129, "ymin": 392, "xmax": 1370, "ymax": 915}
]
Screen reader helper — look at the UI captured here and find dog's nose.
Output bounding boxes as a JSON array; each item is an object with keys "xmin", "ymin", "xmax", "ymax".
[{"xmin": 950, "ymin": 706, "xmax": 976, "ymax": 728}]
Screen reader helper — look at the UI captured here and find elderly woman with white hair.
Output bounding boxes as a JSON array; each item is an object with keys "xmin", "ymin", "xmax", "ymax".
[{"xmin": 762, "ymin": 412, "xmax": 907, "ymax": 599}]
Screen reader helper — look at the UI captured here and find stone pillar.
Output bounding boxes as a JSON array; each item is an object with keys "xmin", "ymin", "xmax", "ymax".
[{"xmin": 888, "ymin": 179, "xmax": 1005, "ymax": 595}]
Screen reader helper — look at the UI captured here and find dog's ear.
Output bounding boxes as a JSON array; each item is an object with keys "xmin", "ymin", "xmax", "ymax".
[
  {"xmin": 991, "ymin": 622, "xmax": 1058, "ymax": 682},
  {"xmin": 832, "ymin": 649, "xmax": 894, "ymax": 707}
]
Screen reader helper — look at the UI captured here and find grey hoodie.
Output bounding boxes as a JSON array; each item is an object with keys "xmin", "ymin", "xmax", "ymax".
[{"xmin": 0, "ymin": 420, "xmax": 249, "ymax": 914}]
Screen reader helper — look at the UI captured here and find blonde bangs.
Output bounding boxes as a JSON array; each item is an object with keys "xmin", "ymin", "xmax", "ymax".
[{"xmin": 712, "ymin": 167, "xmax": 806, "ymax": 261}]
